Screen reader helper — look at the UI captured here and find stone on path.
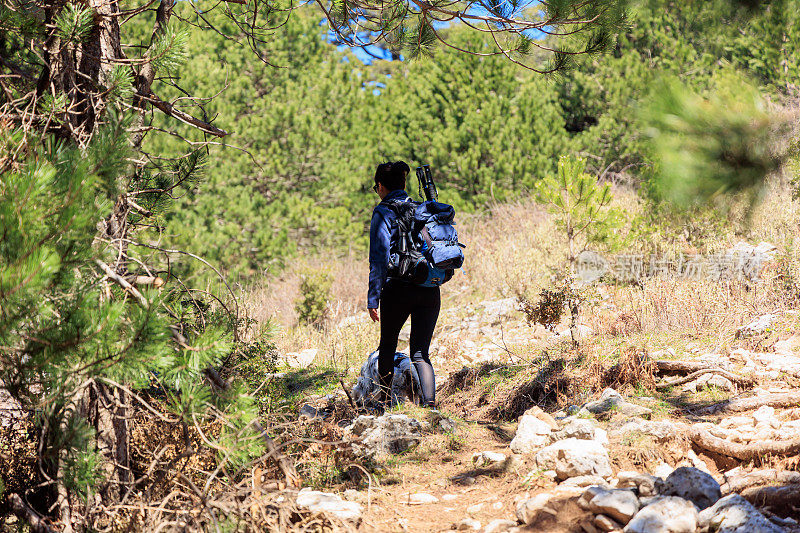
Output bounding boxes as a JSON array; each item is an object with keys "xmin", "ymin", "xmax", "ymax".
[
  {"xmin": 405, "ymin": 492, "xmax": 439, "ymax": 505},
  {"xmin": 608, "ymin": 418, "xmax": 683, "ymax": 443},
  {"xmin": 535, "ymin": 438, "xmax": 613, "ymax": 480},
  {"xmin": 516, "ymin": 493, "xmax": 559, "ymax": 525},
  {"xmin": 456, "ymin": 518, "xmax": 482, "ymax": 531},
  {"xmin": 347, "ymin": 414, "xmax": 422, "ymax": 460},
  {"xmin": 662, "ymin": 467, "xmax": 721, "ymax": 510},
  {"xmin": 296, "ymin": 489, "xmax": 362, "ymax": 522},
  {"xmin": 697, "ymin": 494, "xmax": 784, "ymax": 533},
  {"xmin": 623, "ymin": 496, "xmax": 698, "ymax": 533},
  {"xmin": 594, "ymin": 514, "xmax": 623, "ymax": 532},
  {"xmin": 472, "ymin": 451, "xmax": 507, "ymax": 469},
  {"xmin": 522, "ymin": 405, "xmax": 560, "ymax": 431},
  {"xmin": 582, "ymin": 388, "xmax": 652, "ymax": 419},
  {"xmin": 585, "ymin": 487, "xmax": 640, "ymax": 524},
  {"xmin": 615, "ymin": 471, "xmax": 663, "ymax": 497},
  {"xmin": 482, "ymin": 518, "xmax": 518, "ymax": 533},
  {"xmin": 510, "ymin": 415, "xmax": 552, "ymax": 454}
]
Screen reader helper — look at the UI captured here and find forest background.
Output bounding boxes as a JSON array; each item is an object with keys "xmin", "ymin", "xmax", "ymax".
[{"xmin": 146, "ymin": 0, "xmax": 798, "ymax": 285}]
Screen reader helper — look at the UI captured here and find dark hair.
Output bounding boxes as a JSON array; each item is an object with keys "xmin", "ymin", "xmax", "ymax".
[{"xmin": 374, "ymin": 161, "xmax": 410, "ymax": 191}]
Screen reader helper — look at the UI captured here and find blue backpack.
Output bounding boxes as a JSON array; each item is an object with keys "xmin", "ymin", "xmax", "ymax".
[{"xmin": 386, "ymin": 199, "xmax": 465, "ymax": 287}]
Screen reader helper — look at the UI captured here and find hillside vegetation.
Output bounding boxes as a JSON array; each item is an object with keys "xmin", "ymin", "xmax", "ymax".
[{"xmin": 144, "ymin": 0, "xmax": 797, "ymax": 280}]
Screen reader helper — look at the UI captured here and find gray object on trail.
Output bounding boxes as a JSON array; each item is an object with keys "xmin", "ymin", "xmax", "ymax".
[{"xmin": 351, "ymin": 350, "xmax": 421, "ymax": 407}]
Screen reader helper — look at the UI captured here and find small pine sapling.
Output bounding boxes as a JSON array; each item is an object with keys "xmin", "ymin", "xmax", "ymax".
[{"xmin": 532, "ymin": 156, "xmax": 627, "ymax": 344}]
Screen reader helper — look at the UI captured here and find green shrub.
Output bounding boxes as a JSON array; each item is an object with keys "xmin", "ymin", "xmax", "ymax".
[{"xmin": 295, "ymin": 268, "xmax": 333, "ymax": 327}]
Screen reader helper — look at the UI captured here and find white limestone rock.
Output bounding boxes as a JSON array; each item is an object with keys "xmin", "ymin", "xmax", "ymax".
[
  {"xmin": 296, "ymin": 489, "xmax": 362, "ymax": 522},
  {"xmin": 535, "ymin": 438, "xmax": 613, "ymax": 480}
]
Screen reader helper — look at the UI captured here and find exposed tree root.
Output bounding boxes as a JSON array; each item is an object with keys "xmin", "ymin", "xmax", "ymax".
[
  {"xmin": 722, "ymin": 469, "xmax": 800, "ymax": 494},
  {"xmin": 741, "ymin": 484, "xmax": 800, "ymax": 513},
  {"xmin": 655, "ymin": 360, "xmax": 712, "ymax": 374},
  {"xmin": 695, "ymin": 392, "xmax": 800, "ymax": 415},
  {"xmin": 656, "ymin": 368, "xmax": 754, "ymax": 390},
  {"xmin": 690, "ymin": 427, "xmax": 800, "ymax": 460}
]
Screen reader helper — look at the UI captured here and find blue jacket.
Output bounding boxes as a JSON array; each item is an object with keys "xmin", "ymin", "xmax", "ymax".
[{"xmin": 368, "ymin": 189, "xmax": 411, "ymax": 308}]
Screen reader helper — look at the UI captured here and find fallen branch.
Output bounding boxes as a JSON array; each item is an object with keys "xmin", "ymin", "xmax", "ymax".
[
  {"xmin": 695, "ymin": 392, "xmax": 800, "ymax": 415},
  {"xmin": 722, "ymin": 469, "xmax": 800, "ymax": 494},
  {"xmin": 656, "ymin": 368, "xmax": 754, "ymax": 390},
  {"xmin": 8, "ymin": 493, "xmax": 54, "ymax": 533},
  {"xmin": 690, "ymin": 427, "xmax": 800, "ymax": 461},
  {"xmin": 655, "ymin": 360, "xmax": 712, "ymax": 374}
]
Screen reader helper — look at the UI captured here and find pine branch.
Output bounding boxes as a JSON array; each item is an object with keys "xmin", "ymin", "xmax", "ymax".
[
  {"xmin": 141, "ymin": 91, "xmax": 229, "ymax": 137},
  {"xmin": 95, "ymin": 259, "xmax": 150, "ymax": 308}
]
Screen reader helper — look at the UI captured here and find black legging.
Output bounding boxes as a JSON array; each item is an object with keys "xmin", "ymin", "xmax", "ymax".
[{"xmin": 378, "ymin": 280, "xmax": 440, "ymax": 407}]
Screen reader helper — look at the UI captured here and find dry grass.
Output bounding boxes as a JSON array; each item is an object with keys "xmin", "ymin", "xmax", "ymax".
[{"xmin": 242, "ymin": 178, "xmax": 800, "ymax": 370}]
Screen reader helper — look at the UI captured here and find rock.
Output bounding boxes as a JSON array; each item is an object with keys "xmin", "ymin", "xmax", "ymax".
[
  {"xmin": 406, "ymin": 492, "xmax": 439, "ymax": 505},
  {"xmin": 653, "ymin": 463, "xmax": 673, "ymax": 480},
  {"xmin": 608, "ymin": 418, "xmax": 683, "ymax": 443},
  {"xmin": 594, "ymin": 514, "xmax": 624, "ymax": 532},
  {"xmin": 535, "ymin": 438, "xmax": 613, "ymax": 480},
  {"xmin": 516, "ymin": 493, "xmax": 559, "ymax": 525},
  {"xmin": 551, "ymin": 418, "xmax": 597, "ymax": 441},
  {"xmin": 442, "ymin": 494, "xmax": 459, "ymax": 501},
  {"xmin": 296, "ymin": 489, "xmax": 362, "ymax": 522},
  {"xmin": 586, "ymin": 488, "xmax": 640, "ymax": 524},
  {"xmin": 285, "ymin": 348, "xmax": 318, "ymax": 369},
  {"xmin": 510, "ymin": 415, "xmax": 553, "ymax": 454},
  {"xmin": 560, "ymin": 475, "xmax": 610, "ymax": 488},
  {"xmin": 698, "ymin": 494, "xmax": 783, "ymax": 533},
  {"xmin": 467, "ymin": 503, "xmax": 484, "ymax": 514},
  {"xmin": 483, "ymin": 518, "xmax": 518, "ymax": 533},
  {"xmin": 736, "ymin": 314, "xmax": 775, "ymax": 338},
  {"xmin": 583, "ymin": 388, "xmax": 652, "ymax": 419},
  {"xmin": 623, "ymin": 496, "xmax": 698, "ymax": 533},
  {"xmin": 522, "ymin": 406, "xmax": 560, "ymax": 431},
  {"xmin": 347, "ymin": 414, "xmax": 422, "ymax": 460},
  {"xmin": 662, "ymin": 467, "xmax": 721, "ymax": 510},
  {"xmin": 426, "ymin": 410, "xmax": 457, "ymax": 433},
  {"xmin": 457, "ymin": 518, "xmax": 482, "ymax": 531},
  {"xmin": 615, "ymin": 472, "xmax": 663, "ymax": 497},
  {"xmin": 706, "ymin": 374, "xmax": 734, "ymax": 391},
  {"xmin": 473, "ymin": 451, "xmax": 507, "ymax": 468},
  {"xmin": 299, "ymin": 404, "xmax": 322, "ymax": 420}
]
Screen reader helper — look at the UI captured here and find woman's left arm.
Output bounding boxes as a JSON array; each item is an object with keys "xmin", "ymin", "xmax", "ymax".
[{"xmin": 367, "ymin": 207, "xmax": 391, "ymax": 310}]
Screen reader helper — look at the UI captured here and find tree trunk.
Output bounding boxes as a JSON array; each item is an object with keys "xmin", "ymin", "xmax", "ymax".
[
  {"xmin": 89, "ymin": 382, "xmax": 131, "ymax": 503},
  {"xmin": 38, "ymin": 0, "xmax": 122, "ymax": 143}
]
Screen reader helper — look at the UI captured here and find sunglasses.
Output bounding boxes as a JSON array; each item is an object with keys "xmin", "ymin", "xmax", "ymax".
[{"xmin": 372, "ymin": 183, "xmax": 379, "ymax": 193}]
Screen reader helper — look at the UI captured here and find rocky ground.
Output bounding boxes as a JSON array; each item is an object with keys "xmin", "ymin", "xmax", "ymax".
[{"xmin": 284, "ymin": 301, "xmax": 800, "ymax": 532}]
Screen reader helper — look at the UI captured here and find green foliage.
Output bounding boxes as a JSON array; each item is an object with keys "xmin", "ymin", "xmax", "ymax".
[
  {"xmin": 0, "ymin": 118, "xmax": 262, "ymax": 502},
  {"xmin": 135, "ymin": 0, "xmax": 796, "ymax": 281},
  {"xmin": 641, "ymin": 71, "xmax": 789, "ymax": 208},
  {"xmin": 55, "ymin": 3, "xmax": 93, "ymax": 43},
  {"xmin": 535, "ymin": 156, "xmax": 626, "ymax": 264},
  {"xmin": 105, "ymin": 65, "xmax": 135, "ymax": 102},
  {"xmin": 295, "ymin": 268, "xmax": 333, "ymax": 327},
  {"xmin": 150, "ymin": 25, "xmax": 190, "ymax": 74}
]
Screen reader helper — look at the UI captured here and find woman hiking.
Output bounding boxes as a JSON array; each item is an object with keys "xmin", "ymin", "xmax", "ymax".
[{"xmin": 367, "ymin": 161, "xmax": 439, "ymax": 410}]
